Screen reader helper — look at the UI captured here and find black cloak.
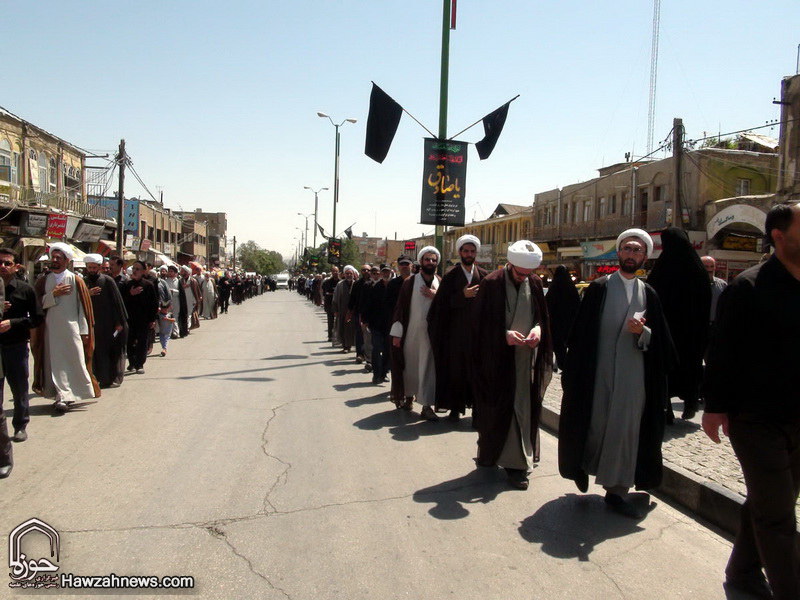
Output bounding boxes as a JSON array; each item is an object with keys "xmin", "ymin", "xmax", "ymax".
[
  {"xmin": 544, "ymin": 265, "xmax": 580, "ymax": 370},
  {"xmin": 646, "ymin": 227, "xmax": 710, "ymax": 403},
  {"xmin": 558, "ymin": 277, "xmax": 676, "ymax": 491}
]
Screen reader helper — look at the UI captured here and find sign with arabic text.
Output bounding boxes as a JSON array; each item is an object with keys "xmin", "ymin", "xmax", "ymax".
[
  {"xmin": 46, "ymin": 214, "xmax": 68, "ymax": 238},
  {"xmin": 420, "ymin": 138, "xmax": 466, "ymax": 227},
  {"xmin": 327, "ymin": 238, "xmax": 341, "ymax": 265}
]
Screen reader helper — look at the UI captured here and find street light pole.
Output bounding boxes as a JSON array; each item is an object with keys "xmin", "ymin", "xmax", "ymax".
[
  {"xmin": 317, "ymin": 113, "xmax": 357, "ymax": 239},
  {"xmin": 303, "ymin": 186, "xmax": 328, "ymax": 248}
]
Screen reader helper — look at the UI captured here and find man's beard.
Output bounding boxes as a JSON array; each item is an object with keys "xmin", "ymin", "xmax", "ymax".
[
  {"xmin": 619, "ymin": 258, "xmax": 643, "ymax": 274},
  {"xmin": 461, "ymin": 255, "xmax": 475, "ymax": 266},
  {"xmin": 421, "ymin": 264, "xmax": 436, "ymax": 275}
]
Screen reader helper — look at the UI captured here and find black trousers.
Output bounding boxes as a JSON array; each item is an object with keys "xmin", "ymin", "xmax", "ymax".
[
  {"xmin": 727, "ymin": 414, "xmax": 800, "ymax": 600},
  {"xmin": 127, "ymin": 322, "xmax": 152, "ymax": 370},
  {"xmin": 0, "ymin": 381, "xmax": 11, "ymax": 468},
  {"xmin": 2, "ymin": 342, "xmax": 30, "ymax": 431}
]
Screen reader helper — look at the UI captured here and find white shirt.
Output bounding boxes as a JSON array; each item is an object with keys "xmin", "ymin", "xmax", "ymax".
[
  {"xmin": 461, "ymin": 263, "xmax": 475, "ymax": 286},
  {"xmin": 617, "ymin": 271, "xmax": 637, "ymax": 303}
]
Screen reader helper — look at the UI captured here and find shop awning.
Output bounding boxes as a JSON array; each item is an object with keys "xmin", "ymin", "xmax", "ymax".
[
  {"xmin": 152, "ymin": 252, "xmax": 177, "ymax": 268},
  {"xmin": 558, "ymin": 246, "xmax": 583, "ymax": 258},
  {"xmin": 18, "ymin": 237, "xmax": 46, "ymax": 247}
]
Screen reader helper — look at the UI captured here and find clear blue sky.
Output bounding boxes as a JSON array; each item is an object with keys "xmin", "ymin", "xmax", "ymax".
[{"xmin": 5, "ymin": 0, "xmax": 798, "ymax": 259}]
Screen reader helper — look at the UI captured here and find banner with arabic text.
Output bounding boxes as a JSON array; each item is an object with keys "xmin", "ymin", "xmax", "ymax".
[
  {"xmin": 327, "ymin": 238, "xmax": 341, "ymax": 265},
  {"xmin": 420, "ymin": 138, "xmax": 466, "ymax": 226}
]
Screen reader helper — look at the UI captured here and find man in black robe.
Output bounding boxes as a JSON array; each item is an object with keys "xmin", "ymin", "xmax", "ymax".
[
  {"xmin": 703, "ymin": 202, "xmax": 800, "ymax": 600},
  {"xmin": 322, "ymin": 267, "xmax": 340, "ymax": 343},
  {"xmin": 347, "ymin": 265, "xmax": 371, "ymax": 364},
  {"xmin": 120, "ymin": 261, "xmax": 158, "ymax": 374},
  {"xmin": 545, "ymin": 265, "xmax": 580, "ymax": 373},
  {"xmin": 108, "ymin": 255, "xmax": 128, "ymax": 287},
  {"xmin": 428, "ymin": 235, "xmax": 487, "ymax": 421},
  {"xmin": 472, "ymin": 241, "xmax": 552, "ymax": 490},
  {"xmin": 647, "ymin": 227, "xmax": 710, "ymax": 421},
  {"xmin": 217, "ymin": 273, "xmax": 231, "ymax": 314},
  {"xmin": 559, "ymin": 229, "xmax": 675, "ymax": 518},
  {"xmin": 84, "ymin": 254, "xmax": 128, "ymax": 388}
]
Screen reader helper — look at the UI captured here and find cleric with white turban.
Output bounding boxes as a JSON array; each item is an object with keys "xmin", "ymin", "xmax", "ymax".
[
  {"xmin": 83, "ymin": 253, "xmax": 103, "ymax": 265},
  {"xmin": 507, "ymin": 240, "xmax": 543, "ymax": 270},
  {"xmin": 616, "ymin": 228, "xmax": 653, "ymax": 259},
  {"xmin": 48, "ymin": 242, "xmax": 75, "ymax": 262},
  {"xmin": 417, "ymin": 245, "xmax": 441, "ymax": 263},
  {"xmin": 343, "ymin": 265, "xmax": 358, "ymax": 277},
  {"xmin": 456, "ymin": 234, "xmax": 481, "ymax": 253}
]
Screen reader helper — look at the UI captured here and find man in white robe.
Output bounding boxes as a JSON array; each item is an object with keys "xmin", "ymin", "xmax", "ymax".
[
  {"xmin": 390, "ymin": 246, "xmax": 441, "ymax": 420},
  {"xmin": 32, "ymin": 243, "xmax": 99, "ymax": 412}
]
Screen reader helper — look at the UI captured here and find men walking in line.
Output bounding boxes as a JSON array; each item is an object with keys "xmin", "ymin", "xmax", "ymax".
[
  {"xmin": 0, "ymin": 248, "xmax": 42, "ymax": 449},
  {"xmin": 31, "ymin": 243, "xmax": 100, "ymax": 412},
  {"xmin": 322, "ymin": 266, "xmax": 340, "ymax": 343},
  {"xmin": 84, "ymin": 253, "xmax": 128, "ymax": 388},
  {"xmin": 700, "ymin": 255, "xmax": 727, "ymax": 325},
  {"xmin": 108, "ymin": 255, "xmax": 127, "ymax": 286},
  {"xmin": 559, "ymin": 229, "xmax": 674, "ymax": 518},
  {"xmin": 471, "ymin": 241, "xmax": 552, "ymax": 490},
  {"xmin": 390, "ymin": 247, "xmax": 441, "ymax": 420},
  {"xmin": 332, "ymin": 266, "xmax": 357, "ymax": 353},
  {"xmin": 428, "ymin": 234, "xmax": 487, "ymax": 421},
  {"xmin": 703, "ymin": 202, "xmax": 800, "ymax": 600},
  {"xmin": 363, "ymin": 264, "xmax": 394, "ymax": 385},
  {"xmin": 217, "ymin": 272, "xmax": 231, "ymax": 314},
  {"xmin": 348, "ymin": 265, "xmax": 371, "ymax": 364},
  {"xmin": 200, "ymin": 271, "xmax": 217, "ymax": 319},
  {"xmin": 180, "ymin": 265, "xmax": 201, "ymax": 333},
  {"xmin": 156, "ymin": 267, "xmax": 174, "ymax": 356},
  {"xmin": 120, "ymin": 261, "xmax": 158, "ymax": 375}
]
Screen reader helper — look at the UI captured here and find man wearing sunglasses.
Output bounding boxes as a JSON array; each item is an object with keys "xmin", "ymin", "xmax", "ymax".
[{"xmin": 559, "ymin": 228, "xmax": 675, "ymax": 518}]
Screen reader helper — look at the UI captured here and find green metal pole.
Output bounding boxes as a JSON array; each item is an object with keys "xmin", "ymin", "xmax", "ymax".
[
  {"xmin": 333, "ymin": 125, "xmax": 340, "ymax": 242},
  {"xmin": 435, "ymin": 0, "xmax": 451, "ymax": 271}
]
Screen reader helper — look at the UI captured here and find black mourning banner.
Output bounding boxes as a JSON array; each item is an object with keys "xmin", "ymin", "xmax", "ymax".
[
  {"xmin": 365, "ymin": 83, "xmax": 403, "ymax": 163},
  {"xmin": 420, "ymin": 138, "xmax": 467, "ymax": 227},
  {"xmin": 327, "ymin": 238, "xmax": 342, "ymax": 265}
]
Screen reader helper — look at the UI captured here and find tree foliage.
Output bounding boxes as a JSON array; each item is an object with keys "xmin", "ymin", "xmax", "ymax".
[{"xmin": 236, "ymin": 240, "xmax": 284, "ymax": 274}]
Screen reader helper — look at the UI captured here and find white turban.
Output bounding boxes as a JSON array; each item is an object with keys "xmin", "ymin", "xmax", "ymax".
[
  {"xmin": 49, "ymin": 242, "xmax": 75, "ymax": 261},
  {"xmin": 616, "ymin": 228, "xmax": 654, "ymax": 258},
  {"xmin": 456, "ymin": 234, "xmax": 481, "ymax": 253},
  {"xmin": 343, "ymin": 265, "xmax": 358, "ymax": 276},
  {"xmin": 84, "ymin": 253, "xmax": 103, "ymax": 265},
  {"xmin": 417, "ymin": 245, "xmax": 441, "ymax": 262},
  {"xmin": 181, "ymin": 265, "xmax": 191, "ymax": 274},
  {"xmin": 507, "ymin": 240, "xmax": 543, "ymax": 269}
]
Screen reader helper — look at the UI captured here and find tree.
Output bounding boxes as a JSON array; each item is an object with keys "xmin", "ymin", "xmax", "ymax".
[{"xmin": 237, "ymin": 240, "xmax": 284, "ymax": 274}]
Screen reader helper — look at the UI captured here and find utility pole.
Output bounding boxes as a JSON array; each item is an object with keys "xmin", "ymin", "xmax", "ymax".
[
  {"xmin": 435, "ymin": 0, "xmax": 452, "ymax": 273},
  {"xmin": 116, "ymin": 139, "xmax": 126, "ymax": 254},
  {"xmin": 672, "ymin": 117, "xmax": 683, "ymax": 227},
  {"xmin": 232, "ymin": 236, "xmax": 237, "ymax": 271}
]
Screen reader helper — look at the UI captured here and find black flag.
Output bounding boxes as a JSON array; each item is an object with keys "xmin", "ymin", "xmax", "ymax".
[
  {"xmin": 344, "ymin": 226, "xmax": 353, "ymax": 240},
  {"xmin": 475, "ymin": 102, "xmax": 510, "ymax": 160},
  {"xmin": 317, "ymin": 223, "xmax": 329, "ymax": 240},
  {"xmin": 365, "ymin": 83, "xmax": 403, "ymax": 163}
]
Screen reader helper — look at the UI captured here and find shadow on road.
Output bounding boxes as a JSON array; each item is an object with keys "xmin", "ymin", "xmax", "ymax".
[
  {"xmin": 388, "ymin": 417, "xmax": 471, "ymax": 442},
  {"xmin": 345, "ymin": 392, "xmax": 390, "ymax": 407},
  {"xmin": 518, "ymin": 493, "xmax": 653, "ymax": 561},
  {"xmin": 334, "ymin": 381, "xmax": 381, "ymax": 392},
  {"xmin": 331, "ymin": 368, "xmax": 368, "ymax": 377},
  {"xmin": 353, "ymin": 408, "xmax": 418, "ymax": 430},
  {"xmin": 412, "ymin": 468, "xmax": 509, "ymax": 519},
  {"xmin": 262, "ymin": 354, "xmax": 308, "ymax": 360}
]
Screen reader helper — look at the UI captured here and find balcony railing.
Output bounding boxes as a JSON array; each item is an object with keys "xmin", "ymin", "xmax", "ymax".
[{"xmin": 5, "ymin": 186, "xmax": 110, "ymax": 221}]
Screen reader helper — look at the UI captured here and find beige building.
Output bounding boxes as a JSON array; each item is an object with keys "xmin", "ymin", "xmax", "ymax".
[
  {"xmin": 176, "ymin": 209, "xmax": 228, "ymax": 268},
  {"xmin": 441, "ymin": 204, "xmax": 533, "ymax": 268}
]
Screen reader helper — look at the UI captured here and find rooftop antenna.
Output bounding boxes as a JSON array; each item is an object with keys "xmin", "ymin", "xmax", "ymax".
[{"xmin": 646, "ymin": 0, "xmax": 661, "ymax": 154}]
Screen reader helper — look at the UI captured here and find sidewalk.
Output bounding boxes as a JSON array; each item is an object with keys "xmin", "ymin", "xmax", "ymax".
[{"xmin": 540, "ymin": 372, "xmax": 800, "ymax": 534}]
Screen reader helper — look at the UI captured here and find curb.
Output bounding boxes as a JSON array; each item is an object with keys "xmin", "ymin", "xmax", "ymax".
[{"xmin": 539, "ymin": 405, "xmax": 744, "ymax": 535}]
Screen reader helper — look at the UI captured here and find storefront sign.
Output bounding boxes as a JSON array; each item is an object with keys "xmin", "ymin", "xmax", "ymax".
[
  {"xmin": 420, "ymin": 138, "xmax": 467, "ymax": 227},
  {"xmin": 47, "ymin": 214, "xmax": 68, "ymax": 238},
  {"xmin": 21, "ymin": 213, "xmax": 48, "ymax": 236},
  {"xmin": 94, "ymin": 197, "xmax": 140, "ymax": 233},
  {"xmin": 73, "ymin": 222, "xmax": 105, "ymax": 242},
  {"xmin": 581, "ymin": 240, "xmax": 618, "ymax": 261},
  {"xmin": 477, "ymin": 243, "xmax": 493, "ymax": 264},
  {"xmin": 721, "ymin": 234, "xmax": 760, "ymax": 252},
  {"xmin": 706, "ymin": 204, "xmax": 766, "ymax": 239},
  {"xmin": 140, "ymin": 239, "xmax": 152, "ymax": 252},
  {"xmin": 404, "ymin": 241, "xmax": 416, "ymax": 255}
]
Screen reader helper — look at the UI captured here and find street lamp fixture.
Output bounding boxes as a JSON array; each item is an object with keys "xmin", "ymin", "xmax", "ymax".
[
  {"xmin": 303, "ymin": 186, "xmax": 329, "ymax": 248},
  {"xmin": 318, "ymin": 112, "xmax": 358, "ymax": 240}
]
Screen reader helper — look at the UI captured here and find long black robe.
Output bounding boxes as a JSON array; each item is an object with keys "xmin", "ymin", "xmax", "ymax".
[
  {"xmin": 646, "ymin": 227, "xmax": 710, "ymax": 404},
  {"xmin": 427, "ymin": 264, "xmax": 487, "ymax": 414},
  {"xmin": 544, "ymin": 265, "xmax": 580, "ymax": 370},
  {"xmin": 558, "ymin": 277, "xmax": 675, "ymax": 491},
  {"xmin": 472, "ymin": 268, "xmax": 552, "ymax": 465},
  {"xmin": 85, "ymin": 272, "xmax": 128, "ymax": 388}
]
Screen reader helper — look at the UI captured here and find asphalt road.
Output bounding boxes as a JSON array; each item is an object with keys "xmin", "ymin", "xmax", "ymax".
[{"xmin": 1, "ymin": 291, "xmax": 744, "ymax": 599}]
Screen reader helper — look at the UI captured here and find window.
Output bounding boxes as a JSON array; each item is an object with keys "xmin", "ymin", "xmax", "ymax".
[
  {"xmin": 736, "ymin": 178, "xmax": 751, "ymax": 196},
  {"xmin": 599, "ymin": 197, "xmax": 607, "ymax": 218},
  {"xmin": 654, "ymin": 185, "xmax": 664, "ymax": 203},
  {"xmin": 583, "ymin": 201, "xmax": 593, "ymax": 222},
  {"xmin": 49, "ymin": 158, "xmax": 57, "ymax": 192},
  {"xmin": 572, "ymin": 202, "xmax": 578, "ymax": 223},
  {"xmin": 38, "ymin": 151, "xmax": 49, "ymax": 194},
  {"xmin": 609, "ymin": 194, "xmax": 616, "ymax": 214},
  {"xmin": 12, "ymin": 151, "xmax": 20, "ymax": 184},
  {"xmin": 0, "ymin": 140, "xmax": 10, "ymax": 182},
  {"xmin": 621, "ymin": 192, "xmax": 629, "ymax": 215},
  {"xmin": 639, "ymin": 189, "xmax": 649, "ymax": 213}
]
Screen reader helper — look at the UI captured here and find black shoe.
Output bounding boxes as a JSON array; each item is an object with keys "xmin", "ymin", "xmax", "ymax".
[
  {"xmin": 575, "ymin": 472, "xmax": 589, "ymax": 493},
  {"xmin": 364, "ymin": 363, "xmax": 373, "ymax": 373},
  {"xmin": 0, "ymin": 464, "xmax": 12, "ymax": 479},
  {"xmin": 724, "ymin": 574, "xmax": 773, "ymax": 599},
  {"xmin": 681, "ymin": 401, "xmax": 699, "ymax": 421},
  {"xmin": 604, "ymin": 492, "xmax": 641, "ymax": 519},
  {"xmin": 505, "ymin": 468, "xmax": 530, "ymax": 490},
  {"xmin": 12, "ymin": 430, "xmax": 27, "ymax": 443},
  {"xmin": 446, "ymin": 410, "xmax": 460, "ymax": 422}
]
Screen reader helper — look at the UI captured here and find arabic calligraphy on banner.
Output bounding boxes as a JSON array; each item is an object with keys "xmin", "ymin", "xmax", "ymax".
[{"xmin": 420, "ymin": 138, "xmax": 466, "ymax": 227}]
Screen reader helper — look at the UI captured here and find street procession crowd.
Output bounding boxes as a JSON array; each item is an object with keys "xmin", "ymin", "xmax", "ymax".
[
  {"xmin": 298, "ymin": 202, "xmax": 800, "ymax": 600},
  {"xmin": 0, "ymin": 243, "xmax": 274, "ymax": 477}
]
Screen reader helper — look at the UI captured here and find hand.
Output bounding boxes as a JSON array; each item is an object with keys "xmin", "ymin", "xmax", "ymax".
[
  {"xmin": 505, "ymin": 330, "xmax": 526, "ymax": 346},
  {"xmin": 53, "ymin": 283, "xmax": 72, "ymax": 297},
  {"xmin": 627, "ymin": 317, "xmax": 646, "ymax": 335},
  {"xmin": 115, "ymin": 325, "xmax": 124, "ymax": 332},
  {"xmin": 524, "ymin": 329, "xmax": 541, "ymax": 349},
  {"xmin": 463, "ymin": 285, "xmax": 479, "ymax": 299},
  {"xmin": 89, "ymin": 286, "xmax": 101, "ymax": 296},
  {"xmin": 702, "ymin": 413, "xmax": 729, "ymax": 444},
  {"xmin": 0, "ymin": 320, "xmax": 11, "ymax": 334},
  {"xmin": 392, "ymin": 336, "xmax": 401, "ymax": 348},
  {"xmin": 420, "ymin": 286, "xmax": 436, "ymax": 299},
  {"xmin": 3, "ymin": 301, "xmax": 10, "ymax": 311},
  {"xmin": 130, "ymin": 286, "xmax": 143, "ymax": 296},
  {"xmin": 80, "ymin": 334, "xmax": 89, "ymax": 341}
]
